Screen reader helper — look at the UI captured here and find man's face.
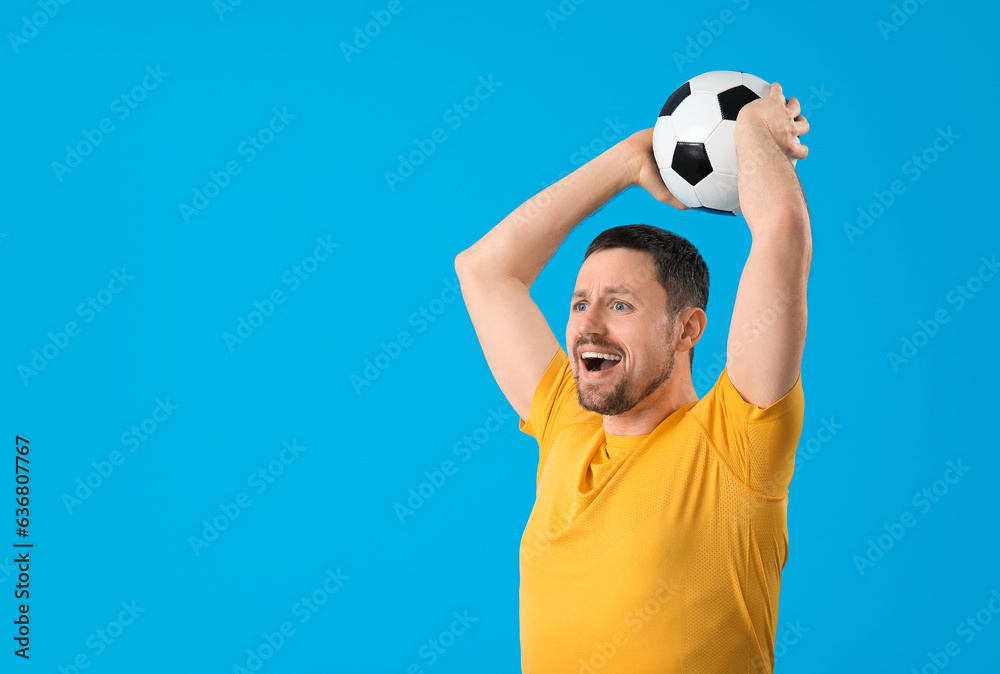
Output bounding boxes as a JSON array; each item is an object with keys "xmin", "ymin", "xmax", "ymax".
[{"xmin": 567, "ymin": 248, "xmax": 677, "ymax": 416}]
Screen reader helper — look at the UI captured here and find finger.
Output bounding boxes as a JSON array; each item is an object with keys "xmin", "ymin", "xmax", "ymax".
[
  {"xmin": 791, "ymin": 143, "xmax": 809, "ymax": 160},
  {"xmin": 659, "ymin": 185, "xmax": 689, "ymax": 210},
  {"xmin": 656, "ymin": 187, "xmax": 686, "ymax": 209},
  {"xmin": 785, "ymin": 96, "xmax": 801, "ymax": 118},
  {"xmin": 793, "ymin": 117, "xmax": 810, "ymax": 135},
  {"xmin": 770, "ymin": 81, "xmax": 783, "ymax": 99}
]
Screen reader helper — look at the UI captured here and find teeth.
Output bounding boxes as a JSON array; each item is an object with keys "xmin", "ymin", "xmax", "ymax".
[{"xmin": 580, "ymin": 351, "xmax": 622, "ymax": 361}]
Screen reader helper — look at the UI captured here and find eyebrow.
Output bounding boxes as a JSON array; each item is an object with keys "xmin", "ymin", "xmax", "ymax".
[{"xmin": 571, "ymin": 286, "xmax": 638, "ymax": 299}]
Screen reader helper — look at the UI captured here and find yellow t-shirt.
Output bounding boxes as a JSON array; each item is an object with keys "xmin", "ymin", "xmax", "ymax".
[{"xmin": 518, "ymin": 346, "xmax": 804, "ymax": 673}]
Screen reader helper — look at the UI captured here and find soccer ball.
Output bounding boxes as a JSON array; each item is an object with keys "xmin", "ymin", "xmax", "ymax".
[{"xmin": 652, "ymin": 70, "xmax": 796, "ymax": 216}]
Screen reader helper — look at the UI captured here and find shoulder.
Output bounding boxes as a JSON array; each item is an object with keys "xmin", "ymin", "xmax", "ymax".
[{"xmin": 692, "ymin": 366, "xmax": 804, "ymax": 424}]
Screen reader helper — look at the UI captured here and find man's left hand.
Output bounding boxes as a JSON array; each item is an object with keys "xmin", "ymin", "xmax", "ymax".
[{"xmin": 735, "ymin": 81, "xmax": 810, "ymax": 162}]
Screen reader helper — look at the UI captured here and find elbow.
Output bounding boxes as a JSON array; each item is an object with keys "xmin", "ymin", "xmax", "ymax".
[
  {"xmin": 754, "ymin": 209, "xmax": 812, "ymax": 254},
  {"xmin": 748, "ymin": 198, "xmax": 809, "ymax": 234},
  {"xmin": 779, "ymin": 203, "xmax": 811, "ymax": 240},
  {"xmin": 456, "ymin": 248, "xmax": 504, "ymax": 281},
  {"xmin": 455, "ymin": 248, "xmax": 527, "ymax": 286},
  {"xmin": 454, "ymin": 250, "xmax": 474, "ymax": 278}
]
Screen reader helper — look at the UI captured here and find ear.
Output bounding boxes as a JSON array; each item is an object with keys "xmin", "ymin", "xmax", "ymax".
[{"xmin": 675, "ymin": 307, "xmax": 707, "ymax": 354}]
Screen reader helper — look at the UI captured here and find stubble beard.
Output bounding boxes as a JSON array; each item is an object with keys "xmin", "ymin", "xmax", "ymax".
[{"xmin": 575, "ymin": 341, "xmax": 676, "ymax": 416}]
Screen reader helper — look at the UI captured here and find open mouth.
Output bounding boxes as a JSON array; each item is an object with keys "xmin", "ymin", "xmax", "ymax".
[{"xmin": 580, "ymin": 351, "xmax": 623, "ymax": 373}]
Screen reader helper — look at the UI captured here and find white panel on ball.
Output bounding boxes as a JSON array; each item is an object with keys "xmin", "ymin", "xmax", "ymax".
[
  {"xmin": 660, "ymin": 168, "xmax": 700, "ymax": 209},
  {"xmin": 693, "ymin": 171, "xmax": 739, "ymax": 212},
  {"xmin": 741, "ymin": 72, "xmax": 771, "ymax": 99},
  {"xmin": 669, "ymin": 92, "xmax": 723, "ymax": 143},
  {"xmin": 651, "ymin": 115, "xmax": 677, "ymax": 173},
  {"xmin": 704, "ymin": 120, "xmax": 738, "ymax": 175},
  {"xmin": 688, "ymin": 70, "xmax": 743, "ymax": 94}
]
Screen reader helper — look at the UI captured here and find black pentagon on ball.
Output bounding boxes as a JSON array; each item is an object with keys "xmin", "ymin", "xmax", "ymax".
[
  {"xmin": 691, "ymin": 206, "xmax": 738, "ymax": 217},
  {"xmin": 718, "ymin": 85, "xmax": 760, "ymax": 121},
  {"xmin": 671, "ymin": 142, "xmax": 713, "ymax": 186},
  {"xmin": 659, "ymin": 81, "xmax": 691, "ymax": 117}
]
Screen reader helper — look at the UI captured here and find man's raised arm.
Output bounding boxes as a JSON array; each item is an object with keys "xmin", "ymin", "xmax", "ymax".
[
  {"xmin": 455, "ymin": 130, "xmax": 686, "ymax": 421},
  {"xmin": 726, "ymin": 81, "xmax": 812, "ymax": 409}
]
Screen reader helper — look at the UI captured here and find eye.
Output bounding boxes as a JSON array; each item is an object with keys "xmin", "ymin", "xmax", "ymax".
[
  {"xmin": 613, "ymin": 301, "xmax": 629, "ymax": 311},
  {"xmin": 572, "ymin": 301, "xmax": 586, "ymax": 312}
]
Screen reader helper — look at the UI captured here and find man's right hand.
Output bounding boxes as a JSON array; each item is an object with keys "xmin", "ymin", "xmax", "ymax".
[{"xmin": 621, "ymin": 128, "xmax": 690, "ymax": 211}]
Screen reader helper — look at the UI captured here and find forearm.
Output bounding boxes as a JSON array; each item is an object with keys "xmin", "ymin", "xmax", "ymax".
[
  {"xmin": 734, "ymin": 122, "xmax": 810, "ymax": 239},
  {"xmin": 456, "ymin": 142, "xmax": 634, "ymax": 288}
]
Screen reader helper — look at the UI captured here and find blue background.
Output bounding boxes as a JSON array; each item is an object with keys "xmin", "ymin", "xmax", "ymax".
[{"xmin": 3, "ymin": 0, "xmax": 998, "ymax": 671}]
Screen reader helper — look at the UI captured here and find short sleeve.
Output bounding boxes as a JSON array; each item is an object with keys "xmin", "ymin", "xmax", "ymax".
[
  {"xmin": 518, "ymin": 347, "xmax": 579, "ymax": 480},
  {"xmin": 690, "ymin": 367, "xmax": 805, "ymax": 497}
]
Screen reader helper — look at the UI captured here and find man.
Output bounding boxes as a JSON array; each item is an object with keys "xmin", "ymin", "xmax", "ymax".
[{"xmin": 454, "ymin": 82, "xmax": 811, "ymax": 673}]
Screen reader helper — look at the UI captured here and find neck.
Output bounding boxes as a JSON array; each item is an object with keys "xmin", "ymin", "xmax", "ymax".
[{"xmin": 602, "ymin": 372, "xmax": 699, "ymax": 436}]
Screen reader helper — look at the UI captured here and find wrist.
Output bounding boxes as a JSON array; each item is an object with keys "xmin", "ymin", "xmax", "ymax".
[
  {"xmin": 734, "ymin": 108, "xmax": 768, "ymax": 138},
  {"xmin": 734, "ymin": 116, "xmax": 779, "ymax": 157},
  {"xmin": 615, "ymin": 138, "xmax": 642, "ymax": 187}
]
